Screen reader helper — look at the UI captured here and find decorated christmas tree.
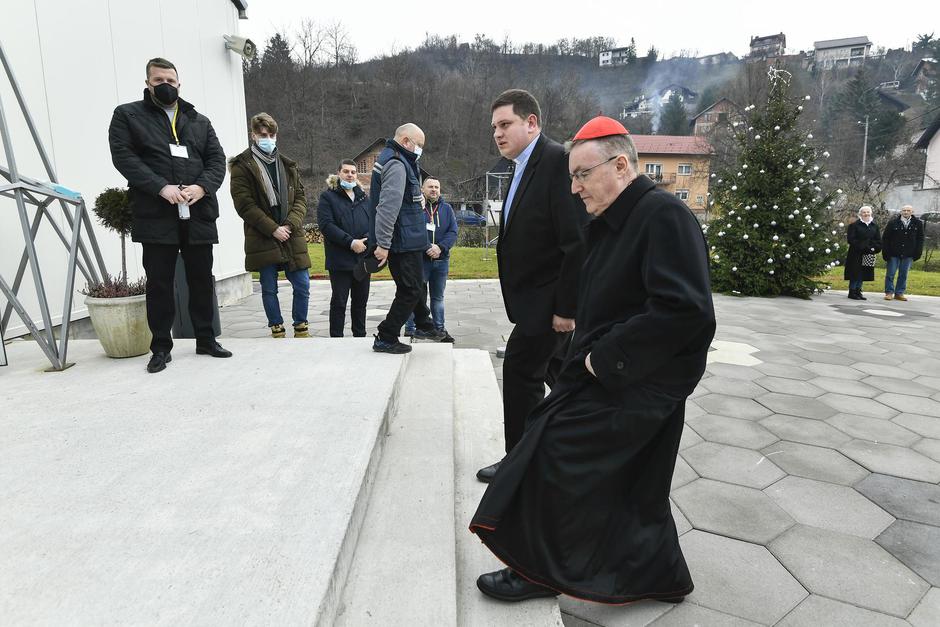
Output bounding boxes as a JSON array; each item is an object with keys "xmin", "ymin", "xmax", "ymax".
[{"xmin": 706, "ymin": 67, "xmax": 845, "ymax": 298}]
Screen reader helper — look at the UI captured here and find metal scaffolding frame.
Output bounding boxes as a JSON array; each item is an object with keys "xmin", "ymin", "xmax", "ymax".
[{"xmin": 0, "ymin": 41, "xmax": 108, "ymax": 370}]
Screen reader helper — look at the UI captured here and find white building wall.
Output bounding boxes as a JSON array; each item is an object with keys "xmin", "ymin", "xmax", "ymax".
[
  {"xmin": 924, "ymin": 132, "xmax": 940, "ymax": 190},
  {"xmin": 1, "ymin": 0, "xmax": 250, "ymax": 338}
]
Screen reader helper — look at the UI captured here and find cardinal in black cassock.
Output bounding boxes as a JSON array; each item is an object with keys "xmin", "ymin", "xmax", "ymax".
[{"xmin": 470, "ymin": 116, "xmax": 716, "ymax": 605}]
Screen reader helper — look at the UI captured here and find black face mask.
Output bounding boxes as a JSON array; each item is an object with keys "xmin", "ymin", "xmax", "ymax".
[{"xmin": 152, "ymin": 83, "xmax": 178, "ymax": 106}]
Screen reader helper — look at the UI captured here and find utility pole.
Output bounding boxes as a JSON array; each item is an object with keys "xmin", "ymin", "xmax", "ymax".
[{"xmin": 861, "ymin": 114, "xmax": 870, "ymax": 180}]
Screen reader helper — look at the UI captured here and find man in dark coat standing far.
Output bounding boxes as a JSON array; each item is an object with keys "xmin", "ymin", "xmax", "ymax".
[
  {"xmin": 471, "ymin": 117, "xmax": 715, "ymax": 605},
  {"xmin": 108, "ymin": 57, "xmax": 231, "ymax": 373},
  {"xmin": 476, "ymin": 89, "xmax": 586, "ymax": 483}
]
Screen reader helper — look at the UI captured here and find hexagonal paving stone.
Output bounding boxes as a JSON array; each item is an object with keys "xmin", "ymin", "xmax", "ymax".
[
  {"xmin": 682, "ymin": 442, "xmax": 785, "ymax": 489},
  {"xmin": 687, "ymin": 414, "xmax": 778, "ymax": 450},
  {"xmin": 915, "ymin": 375, "xmax": 940, "ymax": 391},
  {"xmin": 893, "ymin": 413, "xmax": 940, "ymax": 439},
  {"xmin": 862, "ymin": 376, "xmax": 936, "ymax": 397},
  {"xmin": 876, "ymin": 520, "xmax": 940, "ymax": 586},
  {"xmin": 671, "ymin": 456, "xmax": 697, "ymax": 490},
  {"xmin": 855, "ymin": 474, "xmax": 940, "ymax": 526},
  {"xmin": 776, "ymin": 595, "xmax": 911, "ymax": 627},
  {"xmin": 672, "ymin": 478, "xmax": 794, "ymax": 544},
  {"xmin": 799, "ymin": 351, "xmax": 856, "ymax": 365},
  {"xmin": 914, "ymin": 438, "xmax": 940, "ymax": 463},
  {"xmin": 876, "ymin": 393, "xmax": 940, "ymax": 418},
  {"xmin": 804, "ymin": 362, "xmax": 865, "ymax": 380},
  {"xmin": 808, "ymin": 376, "xmax": 880, "ymax": 398},
  {"xmin": 705, "ymin": 362, "xmax": 764, "ymax": 381},
  {"xmin": 763, "ymin": 476, "xmax": 894, "ymax": 539},
  {"xmin": 839, "ymin": 440, "xmax": 940, "ymax": 483},
  {"xmin": 908, "ymin": 588, "xmax": 940, "ymax": 627},
  {"xmin": 671, "ymin": 498, "xmax": 692, "ymax": 536},
  {"xmin": 756, "ymin": 393, "xmax": 838, "ymax": 420},
  {"xmin": 679, "ymin": 425, "xmax": 703, "ymax": 451},
  {"xmin": 755, "ymin": 376, "xmax": 824, "ymax": 398},
  {"xmin": 753, "ymin": 362, "xmax": 815, "ymax": 380},
  {"xmin": 826, "ymin": 413, "xmax": 921, "ymax": 447},
  {"xmin": 853, "ymin": 361, "xmax": 918, "ymax": 378},
  {"xmin": 768, "ymin": 525, "xmax": 928, "ymax": 617},
  {"xmin": 650, "ymin": 602, "xmax": 762, "ymax": 626},
  {"xmin": 818, "ymin": 393, "xmax": 899, "ymax": 419},
  {"xmin": 760, "ymin": 414, "xmax": 853, "ymax": 448},
  {"xmin": 560, "ymin": 597, "xmax": 672, "ymax": 626},
  {"xmin": 695, "ymin": 394, "xmax": 773, "ymax": 420},
  {"xmin": 681, "ymin": 530, "xmax": 807, "ymax": 625},
  {"xmin": 761, "ymin": 441, "xmax": 868, "ymax": 485},
  {"xmin": 699, "ymin": 376, "xmax": 767, "ymax": 398},
  {"xmin": 754, "ymin": 350, "xmax": 809, "ymax": 366}
]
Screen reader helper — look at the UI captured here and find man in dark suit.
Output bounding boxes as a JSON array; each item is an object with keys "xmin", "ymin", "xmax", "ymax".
[{"xmin": 476, "ymin": 89, "xmax": 586, "ymax": 483}]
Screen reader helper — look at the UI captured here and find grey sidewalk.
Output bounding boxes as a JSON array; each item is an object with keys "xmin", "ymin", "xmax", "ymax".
[{"xmin": 220, "ymin": 280, "xmax": 940, "ymax": 626}]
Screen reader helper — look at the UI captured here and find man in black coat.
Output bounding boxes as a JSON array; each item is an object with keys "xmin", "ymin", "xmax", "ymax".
[
  {"xmin": 108, "ymin": 57, "xmax": 231, "ymax": 373},
  {"xmin": 471, "ymin": 117, "xmax": 715, "ymax": 605},
  {"xmin": 881, "ymin": 205, "xmax": 924, "ymax": 301},
  {"xmin": 476, "ymin": 89, "xmax": 587, "ymax": 483}
]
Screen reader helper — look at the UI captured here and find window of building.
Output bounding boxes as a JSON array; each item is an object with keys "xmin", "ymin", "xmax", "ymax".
[
  {"xmin": 717, "ymin": 112, "xmax": 728, "ymax": 123},
  {"xmin": 676, "ymin": 189, "xmax": 690, "ymax": 201},
  {"xmin": 703, "ymin": 113, "xmax": 712, "ymax": 122},
  {"xmin": 696, "ymin": 195, "xmax": 705, "ymax": 205},
  {"xmin": 678, "ymin": 163, "xmax": 693, "ymax": 175},
  {"xmin": 645, "ymin": 163, "xmax": 663, "ymax": 181},
  {"xmin": 357, "ymin": 160, "xmax": 368, "ymax": 173},
  {"xmin": 850, "ymin": 47, "xmax": 865, "ymax": 56}
]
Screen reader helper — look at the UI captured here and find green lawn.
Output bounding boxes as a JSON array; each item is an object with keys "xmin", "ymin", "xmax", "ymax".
[
  {"xmin": 254, "ymin": 244, "xmax": 500, "ymax": 280},
  {"xmin": 256, "ymin": 244, "xmax": 940, "ymax": 297}
]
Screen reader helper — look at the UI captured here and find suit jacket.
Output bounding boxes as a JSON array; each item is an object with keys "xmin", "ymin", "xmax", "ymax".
[{"xmin": 496, "ymin": 135, "xmax": 587, "ymax": 335}]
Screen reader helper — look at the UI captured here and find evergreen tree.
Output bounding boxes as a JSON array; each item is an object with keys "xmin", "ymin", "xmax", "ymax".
[
  {"xmin": 625, "ymin": 38, "xmax": 637, "ymax": 64},
  {"xmin": 659, "ymin": 92, "xmax": 690, "ymax": 135},
  {"xmin": 707, "ymin": 67, "xmax": 844, "ymax": 298},
  {"xmin": 832, "ymin": 70, "xmax": 905, "ymax": 158},
  {"xmin": 645, "ymin": 45, "xmax": 658, "ymax": 64}
]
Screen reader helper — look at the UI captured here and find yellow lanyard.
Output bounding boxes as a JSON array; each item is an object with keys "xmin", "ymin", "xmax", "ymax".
[{"xmin": 170, "ymin": 106, "xmax": 180, "ymax": 145}]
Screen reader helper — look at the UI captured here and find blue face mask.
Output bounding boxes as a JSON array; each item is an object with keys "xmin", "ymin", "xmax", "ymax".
[
  {"xmin": 257, "ymin": 137, "xmax": 276, "ymax": 153},
  {"xmin": 340, "ymin": 179, "xmax": 356, "ymax": 190}
]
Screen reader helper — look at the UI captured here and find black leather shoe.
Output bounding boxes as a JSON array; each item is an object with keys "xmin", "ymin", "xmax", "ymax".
[
  {"xmin": 196, "ymin": 341, "xmax": 233, "ymax": 358},
  {"xmin": 476, "ymin": 461, "xmax": 501, "ymax": 483},
  {"xmin": 477, "ymin": 568, "xmax": 559, "ymax": 602},
  {"xmin": 147, "ymin": 352, "xmax": 171, "ymax": 373}
]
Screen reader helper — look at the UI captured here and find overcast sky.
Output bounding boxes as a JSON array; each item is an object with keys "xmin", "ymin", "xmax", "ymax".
[{"xmin": 238, "ymin": 0, "xmax": 934, "ymax": 62}]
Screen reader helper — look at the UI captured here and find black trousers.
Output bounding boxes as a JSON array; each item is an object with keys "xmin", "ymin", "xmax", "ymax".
[
  {"xmin": 376, "ymin": 249, "xmax": 433, "ymax": 342},
  {"xmin": 502, "ymin": 326, "xmax": 571, "ymax": 453},
  {"xmin": 141, "ymin": 224, "xmax": 215, "ymax": 353},
  {"xmin": 328, "ymin": 270, "xmax": 370, "ymax": 337}
]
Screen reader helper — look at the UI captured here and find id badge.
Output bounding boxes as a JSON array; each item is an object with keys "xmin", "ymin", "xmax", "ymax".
[
  {"xmin": 426, "ymin": 222, "xmax": 436, "ymax": 232},
  {"xmin": 170, "ymin": 144, "xmax": 189, "ymax": 158}
]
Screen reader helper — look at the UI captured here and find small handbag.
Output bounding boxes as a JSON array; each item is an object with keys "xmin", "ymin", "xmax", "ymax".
[{"xmin": 861, "ymin": 253, "xmax": 876, "ymax": 267}]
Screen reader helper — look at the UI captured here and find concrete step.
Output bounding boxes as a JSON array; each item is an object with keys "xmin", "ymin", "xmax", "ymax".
[
  {"xmin": 452, "ymin": 349, "xmax": 564, "ymax": 626},
  {"xmin": 0, "ymin": 338, "xmax": 406, "ymax": 626},
  {"xmin": 336, "ymin": 343, "xmax": 458, "ymax": 626}
]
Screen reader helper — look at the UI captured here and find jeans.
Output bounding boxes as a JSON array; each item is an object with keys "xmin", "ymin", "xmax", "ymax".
[
  {"xmin": 376, "ymin": 250, "xmax": 433, "ymax": 342},
  {"xmin": 405, "ymin": 257, "xmax": 449, "ymax": 331},
  {"xmin": 141, "ymin": 222, "xmax": 216, "ymax": 353},
  {"xmin": 848, "ymin": 279, "xmax": 864, "ymax": 292},
  {"xmin": 328, "ymin": 270, "xmax": 370, "ymax": 337},
  {"xmin": 259, "ymin": 264, "xmax": 310, "ymax": 327},
  {"xmin": 884, "ymin": 256, "xmax": 913, "ymax": 295}
]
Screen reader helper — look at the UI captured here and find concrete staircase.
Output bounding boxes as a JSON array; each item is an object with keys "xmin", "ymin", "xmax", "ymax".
[{"xmin": 0, "ymin": 339, "xmax": 561, "ymax": 625}]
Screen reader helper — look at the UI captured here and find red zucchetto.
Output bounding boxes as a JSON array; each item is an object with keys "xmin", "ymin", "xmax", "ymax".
[{"xmin": 572, "ymin": 116, "xmax": 630, "ymax": 140}]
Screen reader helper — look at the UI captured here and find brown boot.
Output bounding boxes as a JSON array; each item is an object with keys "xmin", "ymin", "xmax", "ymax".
[
  {"xmin": 270, "ymin": 323, "xmax": 286, "ymax": 338},
  {"xmin": 894, "ymin": 293, "xmax": 908, "ymax": 301},
  {"xmin": 884, "ymin": 293, "xmax": 893, "ymax": 300},
  {"xmin": 293, "ymin": 322, "xmax": 311, "ymax": 338}
]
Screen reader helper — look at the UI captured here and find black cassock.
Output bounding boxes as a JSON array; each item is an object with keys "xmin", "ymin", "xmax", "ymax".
[{"xmin": 470, "ymin": 176, "xmax": 716, "ymax": 604}]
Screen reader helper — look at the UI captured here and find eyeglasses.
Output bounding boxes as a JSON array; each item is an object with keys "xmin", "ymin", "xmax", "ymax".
[{"xmin": 569, "ymin": 155, "xmax": 618, "ymax": 182}]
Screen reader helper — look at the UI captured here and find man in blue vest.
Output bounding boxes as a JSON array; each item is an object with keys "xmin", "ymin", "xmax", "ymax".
[{"xmin": 370, "ymin": 123, "xmax": 439, "ymax": 353}]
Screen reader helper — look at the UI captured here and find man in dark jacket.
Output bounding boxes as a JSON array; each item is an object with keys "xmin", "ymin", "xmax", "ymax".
[
  {"xmin": 881, "ymin": 205, "xmax": 924, "ymax": 301},
  {"xmin": 405, "ymin": 177, "xmax": 458, "ymax": 342},
  {"xmin": 369, "ymin": 123, "xmax": 439, "ymax": 354},
  {"xmin": 471, "ymin": 116, "xmax": 715, "ymax": 605},
  {"xmin": 108, "ymin": 57, "xmax": 231, "ymax": 373},
  {"xmin": 476, "ymin": 89, "xmax": 586, "ymax": 483},
  {"xmin": 229, "ymin": 113, "xmax": 312, "ymax": 338},
  {"xmin": 318, "ymin": 160, "xmax": 371, "ymax": 337}
]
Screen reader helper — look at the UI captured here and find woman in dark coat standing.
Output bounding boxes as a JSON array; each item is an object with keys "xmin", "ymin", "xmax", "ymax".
[
  {"xmin": 317, "ymin": 160, "xmax": 372, "ymax": 337},
  {"xmin": 844, "ymin": 205, "xmax": 881, "ymax": 300}
]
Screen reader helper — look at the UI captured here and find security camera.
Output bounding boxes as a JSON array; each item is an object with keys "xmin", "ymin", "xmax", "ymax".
[{"xmin": 223, "ymin": 35, "xmax": 257, "ymax": 60}]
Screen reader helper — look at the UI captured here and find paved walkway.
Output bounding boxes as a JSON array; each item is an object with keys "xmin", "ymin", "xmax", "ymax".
[{"xmin": 220, "ymin": 279, "xmax": 940, "ymax": 626}]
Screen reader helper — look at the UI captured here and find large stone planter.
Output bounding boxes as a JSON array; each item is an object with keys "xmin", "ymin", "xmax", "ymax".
[{"xmin": 85, "ymin": 294, "xmax": 151, "ymax": 358}]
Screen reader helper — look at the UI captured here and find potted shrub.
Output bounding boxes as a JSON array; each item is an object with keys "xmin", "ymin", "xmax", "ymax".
[{"xmin": 83, "ymin": 187, "xmax": 151, "ymax": 358}]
